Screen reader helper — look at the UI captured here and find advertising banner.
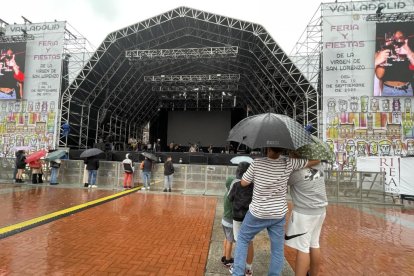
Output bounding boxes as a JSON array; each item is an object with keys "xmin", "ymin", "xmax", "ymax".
[
  {"xmin": 0, "ymin": 22, "xmax": 65, "ymax": 157},
  {"xmin": 321, "ymin": 0, "xmax": 414, "ymax": 171},
  {"xmin": 357, "ymin": 156, "xmax": 414, "ymax": 195},
  {"xmin": 0, "ymin": 42, "xmax": 26, "ymax": 100}
]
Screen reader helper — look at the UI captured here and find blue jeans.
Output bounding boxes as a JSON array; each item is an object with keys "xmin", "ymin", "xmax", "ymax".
[
  {"xmin": 382, "ymin": 82, "xmax": 413, "ymax": 96},
  {"xmin": 88, "ymin": 170, "xmax": 97, "ymax": 185},
  {"xmin": 232, "ymin": 211, "xmax": 286, "ymax": 276},
  {"xmin": 164, "ymin": 175, "xmax": 173, "ymax": 189},
  {"xmin": 142, "ymin": 171, "xmax": 151, "ymax": 188},
  {"xmin": 50, "ymin": 167, "xmax": 59, "ymax": 183}
]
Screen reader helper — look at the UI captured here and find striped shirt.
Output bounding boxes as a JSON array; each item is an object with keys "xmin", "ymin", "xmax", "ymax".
[{"xmin": 242, "ymin": 156, "xmax": 307, "ymax": 219}]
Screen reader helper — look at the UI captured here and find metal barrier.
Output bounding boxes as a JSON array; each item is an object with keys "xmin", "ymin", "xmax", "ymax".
[
  {"xmin": 0, "ymin": 158, "xmax": 398, "ymax": 204},
  {"xmin": 324, "ymin": 170, "xmax": 396, "ymax": 204}
]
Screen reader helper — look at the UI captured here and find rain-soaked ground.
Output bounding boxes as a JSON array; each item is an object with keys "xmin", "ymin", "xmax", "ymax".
[{"xmin": 0, "ymin": 182, "xmax": 413, "ymax": 275}]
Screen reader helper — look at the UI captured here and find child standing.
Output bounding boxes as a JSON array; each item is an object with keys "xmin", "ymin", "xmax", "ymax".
[
  {"xmin": 228, "ymin": 161, "xmax": 254, "ymax": 276},
  {"xmin": 221, "ymin": 175, "xmax": 235, "ymax": 268}
]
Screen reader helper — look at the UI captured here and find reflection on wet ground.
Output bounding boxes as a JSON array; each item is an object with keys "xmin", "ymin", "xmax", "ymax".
[
  {"xmin": 285, "ymin": 203, "xmax": 414, "ymax": 275},
  {"xmin": 0, "ymin": 192, "xmax": 216, "ymax": 275},
  {"xmin": 0, "ymin": 184, "xmax": 117, "ymax": 228}
]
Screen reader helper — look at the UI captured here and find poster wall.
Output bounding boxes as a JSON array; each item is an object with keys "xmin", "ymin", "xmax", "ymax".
[
  {"xmin": 0, "ymin": 22, "xmax": 65, "ymax": 157},
  {"xmin": 322, "ymin": 0, "xmax": 414, "ymax": 171}
]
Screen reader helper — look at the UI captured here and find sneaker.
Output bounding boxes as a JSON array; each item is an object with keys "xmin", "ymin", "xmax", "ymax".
[
  {"xmin": 168, "ymin": 188, "xmax": 171, "ymax": 192},
  {"xmin": 91, "ymin": 185, "xmax": 97, "ymax": 188},
  {"xmin": 163, "ymin": 188, "xmax": 167, "ymax": 192},
  {"xmin": 142, "ymin": 187, "xmax": 146, "ymax": 190},
  {"xmin": 221, "ymin": 256, "xmax": 226, "ymax": 264},
  {"xmin": 84, "ymin": 183, "xmax": 89, "ymax": 188},
  {"xmin": 223, "ymin": 258, "xmax": 234, "ymax": 268},
  {"xmin": 228, "ymin": 264, "xmax": 234, "ymax": 273},
  {"xmin": 245, "ymin": 269, "xmax": 253, "ymax": 276},
  {"xmin": 147, "ymin": 186, "xmax": 150, "ymax": 190}
]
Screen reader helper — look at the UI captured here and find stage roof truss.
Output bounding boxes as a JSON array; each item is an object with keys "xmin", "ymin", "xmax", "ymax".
[
  {"xmin": 144, "ymin": 73, "xmax": 240, "ymax": 83},
  {"xmin": 61, "ymin": 6, "xmax": 316, "ymax": 148},
  {"xmin": 126, "ymin": 46, "xmax": 238, "ymax": 60}
]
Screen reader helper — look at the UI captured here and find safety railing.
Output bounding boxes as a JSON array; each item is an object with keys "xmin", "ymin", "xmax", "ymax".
[{"xmin": 0, "ymin": 158, "xmax": 398, "ymax": 204}]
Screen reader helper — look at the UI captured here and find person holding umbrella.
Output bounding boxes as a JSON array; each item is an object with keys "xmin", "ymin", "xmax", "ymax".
[
  {"xmin": 49, "ymin": 159, "xmax": 61, "ymax": 185},
  {"xmin": 29, "ymin": 158, "xmax": 43, "ymax": 184},
  {"xmin": 85, "ymin": 156, "xmax": 99, "ymax": 188},
  {"xmin": 80, "ymin": 148, "xmax": 103, "ymax": 188},
  {"xmin": 46, "ymin": 149, "xmax": 67, "ymax": 186},
  {"xmin": 231, "ymin": 147, "xmax": 320, "ymax": 276},
  {"xmin": 227, "ymin": 111, "xmax": 319, "ymax": 276}
]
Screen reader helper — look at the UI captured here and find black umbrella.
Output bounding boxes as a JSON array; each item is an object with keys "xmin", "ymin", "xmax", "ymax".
[
  {"xmin": 227, "ymin": 113, "xmax": 312, "ymax": 150},
  {"xmin": 80, "ymin": 148, "xmax": 104, "ymax": 158},
  {"xmin": 140, "ymin": 151, "xmax": 157, "ymax": 161}
]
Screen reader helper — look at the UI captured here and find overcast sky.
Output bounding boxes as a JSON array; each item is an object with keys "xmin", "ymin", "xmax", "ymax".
[{"xmin": 1, "ymin": 0, "xmax": 328, "ymax": 53}]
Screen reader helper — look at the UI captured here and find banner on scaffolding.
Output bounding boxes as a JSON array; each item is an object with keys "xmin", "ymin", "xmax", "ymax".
[
  {"xmin": 321, "ymin": 0, "xmax": 414, "ymax": 171},
  {"xmin": 357, "ymin": 156, "xmax": 414, "ymax": 196},
  {"xmin": 0, "ymin": 42, "xmax": 27, "ymax": 100},
  {"xmin": 0, "ymin": 22, "xmax": 66, "ymax": 157}
]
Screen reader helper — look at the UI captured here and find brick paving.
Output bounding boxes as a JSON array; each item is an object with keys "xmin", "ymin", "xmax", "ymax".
[
  {"xmin": 0, "ymin": 193, "xmax": 216, "ymax": 275},
  {"xmin": 284, "ymin": 204, "xmax": 414, "ymax": 276},
  {"xmin": 0, "ymin": 184, "xmax": 413, "ymax": 275},
  {"xmin": 0, "ymin": 185, "xmax": 117, "ymax": 228}
]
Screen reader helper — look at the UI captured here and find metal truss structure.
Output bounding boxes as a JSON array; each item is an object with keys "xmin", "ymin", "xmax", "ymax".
[
  {"xmin": 152, "ymin": 84, "xmax": 238, "ymax": 92},
  {"xmin": 126, "ymin": 46, "xmax": 238, "ymax": 60},
  {"xmin": 60, "ymin": 6, "xmax": 317, "ymax": 149},
  {"xmin": 144, "ymin": 73, "xmax": 240, "ymax": 83},
  {"xmin": 366, "ymin": 12, "xmax": 414, "ymax": 22},
  {"xmin": 57, "ymin": 23, "xmax": 95, "ymax": 146},
  {"xmin": 0, "ymin": 33, "xmax": 35, "ymax": 42},
  {"xmin": 289, "ymin": 4, "xmax": 322, "ymax": 136}
]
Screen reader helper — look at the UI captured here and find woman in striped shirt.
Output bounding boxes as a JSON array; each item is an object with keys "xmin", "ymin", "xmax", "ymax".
[{"xmin": 231, "ymin": 147, "xmax": 320, "ymax": 276}]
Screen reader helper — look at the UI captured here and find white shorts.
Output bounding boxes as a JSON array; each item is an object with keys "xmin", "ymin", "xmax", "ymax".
[
  {"xmin": 232, "ymin": 220, "xmax": 242, "ymax": 241},
  {"xmin": 285, "ymin": 210, "xmax": 326, "ymax": 253}
]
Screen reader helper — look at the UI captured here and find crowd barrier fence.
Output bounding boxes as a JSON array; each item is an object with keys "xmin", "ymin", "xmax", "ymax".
[{"xmin": 0, "ymin": 158, "xmax": 397, "ymax": 204}]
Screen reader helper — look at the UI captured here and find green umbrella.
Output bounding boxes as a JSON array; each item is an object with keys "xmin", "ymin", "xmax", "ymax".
[
  {"xmin": 45, "ymin": 150, "xmax": 67, "ymax": 161},
  {"xmin": 296, "ymin": 135, "xmax": 335, "ymax": 162}
]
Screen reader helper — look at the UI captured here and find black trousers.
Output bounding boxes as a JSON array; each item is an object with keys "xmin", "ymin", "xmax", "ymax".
[{"xmin": 32, "ymin": 173, "xmax": 43, "ymax": 184}]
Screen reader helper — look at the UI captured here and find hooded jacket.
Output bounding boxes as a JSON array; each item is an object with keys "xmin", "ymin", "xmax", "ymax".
[
  {"xmin": 122, "ymin": 154, "xmax": 134, "ymax": 173},
  {"xmin": 227, "ymin": 161, "xmax": 252, "ymax": 222},
  {"xmin": 228, "ymin": 179, "xmax": 254, "ymax": 222}
]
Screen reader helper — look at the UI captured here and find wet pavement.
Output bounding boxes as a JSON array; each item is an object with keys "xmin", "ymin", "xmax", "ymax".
[
  {"xmin": 285, "ymin": 203, "xmax": 414, "ymax": 276},
  {"xmin": 0, "ymin": 183, "xmax": 413, "ymax": 275},
  {"xmin": 0, "ymin": 184, "xmax": 118, "ymax": 228},
  {"xmin": 0, "ymin": 190, "xmax": 216, "ymax": 275}
]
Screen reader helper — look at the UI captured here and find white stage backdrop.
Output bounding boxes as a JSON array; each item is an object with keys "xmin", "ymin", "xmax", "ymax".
[
  {"xmin": 0, "ymin": 22, "xmax": 65, "ymax": 157},
  {"xmin": 357, "ymin": 157, "xmax": 414, "ymax": 195}
]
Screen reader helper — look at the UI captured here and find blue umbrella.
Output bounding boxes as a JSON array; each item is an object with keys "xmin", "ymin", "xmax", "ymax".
[{"xmin": 230, "ymin": 156, "xmax": 253, "ymax": 164}]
